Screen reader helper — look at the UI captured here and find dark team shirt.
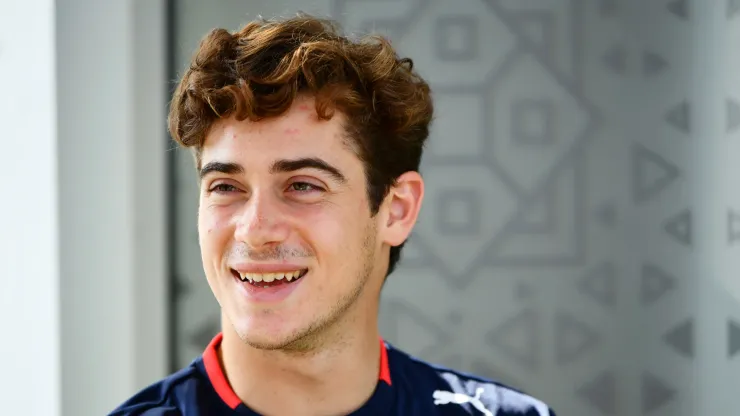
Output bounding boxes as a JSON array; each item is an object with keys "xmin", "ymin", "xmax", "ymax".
[{"xmin": 110, "ymin": 333, "xmax": 556, "ymax": 416}]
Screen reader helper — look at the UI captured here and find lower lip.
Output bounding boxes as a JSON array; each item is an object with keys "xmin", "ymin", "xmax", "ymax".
[{"xmin": 232, "ymin": 271, "xmax": 306, "ymax": 303}]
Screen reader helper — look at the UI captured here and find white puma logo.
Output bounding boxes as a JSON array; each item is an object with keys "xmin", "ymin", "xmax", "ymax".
[{"xmin": 433, "ymin": 387, "xmax": 493, "ymax": 416}]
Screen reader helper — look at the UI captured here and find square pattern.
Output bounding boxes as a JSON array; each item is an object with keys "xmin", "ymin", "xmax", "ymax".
[
  {"xmin": 434, "ymin": 16, "xmax": 478, "ymax": 62},
  {"xmin": 511, "ymin": 98, "xmax": 555, "ymax": 146},
  {"xmin": 436, "ymin": 189, "xmax": 481, "ymax": 236}
]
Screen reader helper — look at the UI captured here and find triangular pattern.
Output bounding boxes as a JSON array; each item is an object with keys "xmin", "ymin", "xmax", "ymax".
[
  {"xmin": 643, "ymin": 51, "xmax": 668, "ymax": 77},
  {"xmin": 486, "ymin": 308, "xmax": 540, "ymax": 371},
  {"xmin": 632, "ymin": 143, "xmax": 681, "ymax": 203},
  {"xmin": 577, "ymin": 262, "xmax": 617, "ymax": 307},
  {"xmin": 663, "ymin": 319, "xmax": 694, "ymax": 358},
  {"xmin": 641, "ymin": 263, "xmax": 677, "ymax": 305},
  {"xmin": 729, "ymin": 210, "xmax": 740, "ymax": 243},
  {"xmin": 576, "ymin": 371, "xmax": 616, "ymax": 415},
  {"xmin": 664, "ymin": 209, "xmax": 692, "ymax": 246},
  {"xmin": 665, "ymin": 101, "xmax": 690, "ymax": 134},
  {"xmin": 380, "ymin": 300, "xmax": 449, "ymax": 356},
  {"xmin": 667, "ymin": 0, "xmax": 689, "ymax": 20},
  {"xmin": 555, "ymin": 312, "xmax": 601, "ymax": 365},
  {"xmin": 726, "ymin": 99, "xmax": 740, "ymax": 133},
  {"xmin": 728, "ymin": 320, "xmax": 740, "ymax": 357},
  {"xmin": 642, "ymin": 372, "xmax": 676, "ymax": 413}
]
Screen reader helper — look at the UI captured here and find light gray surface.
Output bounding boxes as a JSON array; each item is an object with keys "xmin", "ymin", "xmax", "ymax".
[{"xmin": 57, "ymin": 0, "xmax": 169, "ymax": 414}]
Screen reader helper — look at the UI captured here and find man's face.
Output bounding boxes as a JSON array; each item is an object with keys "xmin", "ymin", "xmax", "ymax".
[{"xmin": 198, "ymin": 97, "xmax": 389, "ymax": 350}]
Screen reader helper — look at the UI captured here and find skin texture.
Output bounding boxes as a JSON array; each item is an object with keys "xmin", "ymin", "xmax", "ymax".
[{"xmin": 197, "ymin": 96, "xmax": 424, "ymax": 415}]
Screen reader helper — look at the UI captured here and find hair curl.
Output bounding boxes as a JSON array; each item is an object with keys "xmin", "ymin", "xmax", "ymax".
[{"xmin": 168, "ymin": 14, "xmax": 434, "ymax": 276}]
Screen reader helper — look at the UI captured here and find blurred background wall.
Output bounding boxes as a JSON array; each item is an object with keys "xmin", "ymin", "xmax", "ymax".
[
  {"xmin": 4, "ymin": 1, "xmax": 740, "ymax": 415},
  {"xmin": 2, "ymin": 1, "xmax": 168, "ymax": 415}
]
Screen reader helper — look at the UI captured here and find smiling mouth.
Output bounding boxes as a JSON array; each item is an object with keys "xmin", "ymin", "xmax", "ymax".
[{"xmin": 230, "ymin": 269, "xmax": 308, "ymax": 288}]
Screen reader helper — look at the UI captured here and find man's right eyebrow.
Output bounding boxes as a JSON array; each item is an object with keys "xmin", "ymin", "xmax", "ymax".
[{"xmin": 199, "ymin": 161, "xmax": 244, "ymax": 180}]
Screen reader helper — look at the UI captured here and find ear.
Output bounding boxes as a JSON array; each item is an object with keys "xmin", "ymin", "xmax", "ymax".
[{"xmin": 380, "ymin": 171, "xmax": 424, "ymax": 247}]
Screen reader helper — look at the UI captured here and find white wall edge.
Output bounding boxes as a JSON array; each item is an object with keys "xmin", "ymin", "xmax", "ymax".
[
  {"xmin": 57, "ymin": 0, "xmax": 169, "ymax": 414},
  {"xmin": 0, "ymin": 0, "xmax": 60, "ymax": 414}
]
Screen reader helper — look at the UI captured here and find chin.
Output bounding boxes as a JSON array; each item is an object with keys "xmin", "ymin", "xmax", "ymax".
[{"xmin": 227, "ymin": 309, "xmax": 312, "ymax": 350}]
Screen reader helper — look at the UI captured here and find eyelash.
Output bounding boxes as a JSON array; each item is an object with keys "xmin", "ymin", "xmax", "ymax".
[
  {"xmin": 208, "ymin": 182, "xmax": 324, "ymax": 194},
  {"xmin": 288, "ymin": 182, "xmax": 324, "ymax": 193},
  {"xmin": 209, "ymin": 183, "xmax": 239, "ymax": 194}
]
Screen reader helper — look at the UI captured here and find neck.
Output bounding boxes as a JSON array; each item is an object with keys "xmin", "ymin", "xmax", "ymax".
[{"xmin": 219, "ymin": 304, "xmax": 383, "ymax": 416}]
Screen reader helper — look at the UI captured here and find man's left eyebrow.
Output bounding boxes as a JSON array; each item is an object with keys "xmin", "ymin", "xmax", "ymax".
[
  {"xmin": 199, "ymin": 161, "xmax": 244, "ymax": 180},
  {"xmin": 270, "ymin": 157, "xmax": 347, "ymax": 183}
]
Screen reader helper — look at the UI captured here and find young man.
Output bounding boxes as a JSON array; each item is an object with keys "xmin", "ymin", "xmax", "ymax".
[{"xmin": 111, "ymin": 14, "xmax": 556, "ymax": 416}]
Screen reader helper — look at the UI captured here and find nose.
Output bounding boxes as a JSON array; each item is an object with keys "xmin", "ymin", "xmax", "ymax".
[{"xmin": 233, "ymin": 191, "xmax": 290, "ymax": 249}]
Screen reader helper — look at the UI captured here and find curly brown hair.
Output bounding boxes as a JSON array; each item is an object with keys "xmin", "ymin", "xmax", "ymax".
[{"xmin": 169, "ymin": 14, "xmax": 434, "ymax": 276}]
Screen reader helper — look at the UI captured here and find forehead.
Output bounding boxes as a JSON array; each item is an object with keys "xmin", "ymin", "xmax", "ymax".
[{"xmin": 201, "ymin": 97, "xmax": 355, "ymax": 165}]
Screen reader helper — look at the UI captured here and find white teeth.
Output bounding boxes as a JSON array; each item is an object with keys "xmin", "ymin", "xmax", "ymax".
[{"xmin": 236, "ymin": 270, "xmax": 305, "ymax": 283}]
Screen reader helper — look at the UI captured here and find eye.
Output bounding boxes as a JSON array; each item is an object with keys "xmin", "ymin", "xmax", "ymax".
[
  {"xmin": 289, "ymin": 182, "xmax": 323, "ymax": 193},
  {"xmin": 209, "ymin": 183, "xmax": 239, "ymax": 194}
]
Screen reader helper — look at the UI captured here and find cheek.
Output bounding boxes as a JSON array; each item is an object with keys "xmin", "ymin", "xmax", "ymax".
[
  {"xmin": 198, "ymin": 203, "xmax": 236, "ymax": 251},
  {"xmin": 296, "ymin": 202, "xmax": 370, "ymax": 257}
]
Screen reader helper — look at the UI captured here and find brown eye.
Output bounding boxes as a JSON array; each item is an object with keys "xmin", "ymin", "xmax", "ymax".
[
  {"xmin": 210, "ymin": 183, "xmax": 239, "ymax": 193},
  {"xmin": 289, "ymin": 182, "xmax": 322, "ymax": 192}
]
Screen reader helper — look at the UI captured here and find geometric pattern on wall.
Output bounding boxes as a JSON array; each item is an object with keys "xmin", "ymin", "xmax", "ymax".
[
  {"xmin": 663, "ymin": 208, "xmax": 692, "ymax": 247},
  {"xmin": 554, "ymin": 311, "xmax": 601, "ymax": 365},
  {"xmin": 728, "ymin": 320, "xmax": 740, "ymax": 357},
  {"xmin": 728, "ymin": 209, "xmax": 740, "ymax": 243},
  {"xmin": 632, "ymin": 143, "xmax": 680, "ymax": 204},
  {"xmin": 335, "ymin": 0, "xmax": 600, "ymax": 291},
  {"xmin": 727, "ymin": 98, "xmax": 740, "ymax": 133},
  {"xmin": 641, "ymin": 372, "xmax": 677, "ymax": 414},
  {"xmin": 641, "ymin": 263, "xmax": 677, "ymax": 306},
  {"xmin": 576, "ymin": 370, "xmax": 616, "ymax": 416},
  {"xmin": 577, "ymin": 262, "xmax": 617, "ymax": 308},
  {"xmin": 662, "ymin": 318, "xmax": 694, "ymax": 359},
  {"xmin": 378, "ymin": 299, "xmax": 452, "ymax": 359},
  {"xmin": 485, "ymin": 307, "xmax": 541, "ymax": 371},
  {"xmin": 665, "ymin": 100, "xmax": 690, "ymax": 134}
]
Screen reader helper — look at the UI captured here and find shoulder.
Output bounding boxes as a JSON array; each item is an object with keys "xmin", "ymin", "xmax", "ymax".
[
  {"xmin": 387, "ymin": 345, "xmax": 557, "ymax": 416},
  {"xmin": 107, "ymin": 364, "xmax": 203, "ymax": 416}
]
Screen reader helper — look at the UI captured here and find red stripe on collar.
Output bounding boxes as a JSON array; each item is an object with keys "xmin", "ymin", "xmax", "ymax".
[
  {"xmin": 202, "ymin": 333, "xmax": 393, "ymax": 409},
  {"xmin": 379, "ymin": 338, "xmax": 392, "ymax": 386},
  {"xmin": 202, "ymin": 333, "xmax": 242, "ymax": 409}
]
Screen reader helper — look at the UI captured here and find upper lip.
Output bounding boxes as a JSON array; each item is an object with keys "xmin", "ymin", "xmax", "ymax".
[{"xmin": 230, "ymin": 263, "xmax": 308, "ymax": 274}]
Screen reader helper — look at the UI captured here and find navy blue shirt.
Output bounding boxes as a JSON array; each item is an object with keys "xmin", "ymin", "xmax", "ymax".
[{"xmin": 110, "ymin": 333, "xmax": 556, "ymax": 415}]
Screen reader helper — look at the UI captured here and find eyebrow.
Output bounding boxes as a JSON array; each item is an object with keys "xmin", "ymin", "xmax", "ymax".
[
  {"xmin": 199, "ymin": 161, "xmax": 244, "ymax": 180},
  {"xmin": 199, "ymin": 157, "xmax": 347, "ymax": 184},
  {"xmin": 271, "ymin": 157, "xmax": 347, "ymax": 184}
]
